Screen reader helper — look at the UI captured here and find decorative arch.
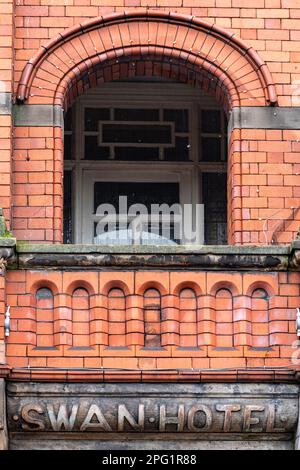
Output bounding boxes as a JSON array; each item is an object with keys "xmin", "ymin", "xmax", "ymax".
[
  {"xmin": 215, "ymin": 288, "xmax": 234, "ymax": 348},
  {"xmin": 179, "ymin": 288, "xmax": 198, "ymax": 347},
  {"xmin": 17, "ymin": 10, "xmax": 277, "ymax": 110},
  {"xmin": 35, "ymin": 287, "xmax": 54, "ymax": 348},
  {"xmin": 71, "ymin": 287, "xmax": 91, "ymax": 348},
  {"xmin": 107, "ymin": 287, "xmax": 127, "ymax": 347},
  {"xmin": 143, "ymin": 288, "xmax": 162, "ymax": 348}
]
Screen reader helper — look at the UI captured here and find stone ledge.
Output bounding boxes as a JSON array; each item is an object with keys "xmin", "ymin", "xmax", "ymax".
[
  {"xmin": 13, "ymin": 243, "xmax": 291, "ymax": 271},
  {"xmin": 8, "ymin": 367, "xmax": 300, "ymax": 383}
]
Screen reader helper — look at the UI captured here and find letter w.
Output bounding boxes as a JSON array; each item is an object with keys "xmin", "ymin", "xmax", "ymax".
[{"xmin": 47, "ymin": 404, "xmax": 78, "ymax": 431}]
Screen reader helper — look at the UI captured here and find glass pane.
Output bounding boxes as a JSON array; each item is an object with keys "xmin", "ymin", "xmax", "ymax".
[
  {"xmin": 64, "ymin": 134, "xmax": 72, "ymax": 160},
  {"xmin": 93, "ymin": 182, "xmax": 180, "ymax": 245},
  {"xmin": 201, "ymin": 110, "xmax": 221, "ymax": 133},
  {"xmin": 102, "ymin": 124, "xmax": 172, "ymax": 144},
  {"xmin": 163, "ymin": 109, "xmax": 189, "ymax": 132},
  {"xmin": 64, "ymin": 108, "xmax": 72, "ymax": 131},
  {"xmin": 202, "ymin": 172, "xmax": 227, "ymax": 245},
  {"xmin": 164, "ymin": 137, "xmax": 190, "ymax": 161},
  {"xmin": 201, "ymin": 137, "xmax": 222, "ymax": 162},
  {"xmin": 114, "ymin": 108, "xmax": 159, "ymax": 121},
  {"xmin": 114, "ymin": 147, "xmax": 159, "ymax": 160},
  {"xmin": 93, "ymin": 222, "xmax": 178, "ymax": 245},
  {"xmin": 94, "ymin": 182, "xmax": 180, "ymax": 212},
  {"xmin": 84, "ymin": 108, "xmax": 110, "ymax": 131},
  {"xmin": 85, "ymin": 136, "xmax": 110, "ymax": 160},
  {"xmin": 63, "ymin": 170, "xmax": 72, "ymax": 244}
]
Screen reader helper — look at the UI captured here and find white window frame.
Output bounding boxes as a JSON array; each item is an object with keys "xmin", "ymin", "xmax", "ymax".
[{"xmin": 64, "ymin": 82, "xmax": 227, "ymax": 245}]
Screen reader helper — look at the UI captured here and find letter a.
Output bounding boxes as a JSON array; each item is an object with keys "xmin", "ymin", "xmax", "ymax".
[{"xmin": 80, "ymin": 405, "xmax": 112, "ymax": 431}]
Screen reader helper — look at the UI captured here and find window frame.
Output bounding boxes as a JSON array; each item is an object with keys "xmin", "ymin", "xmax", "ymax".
[{"xmin": 64, "ymin": 82, "xmax": 227, "ymax": 245}]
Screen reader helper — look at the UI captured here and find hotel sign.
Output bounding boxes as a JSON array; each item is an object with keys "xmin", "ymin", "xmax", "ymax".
[{"xmin": 7, "ymin": 383, "xmax": 298, "ymax": 436}]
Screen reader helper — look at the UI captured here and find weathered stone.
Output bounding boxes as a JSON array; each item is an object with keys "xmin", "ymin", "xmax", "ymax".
[
  {"xmin": 14, "ymin": 244, "xmax": 290, "ymax": 271},
  {"xmin": 7, "ymin": 382, "xmax": 299, "ymax": 450}
]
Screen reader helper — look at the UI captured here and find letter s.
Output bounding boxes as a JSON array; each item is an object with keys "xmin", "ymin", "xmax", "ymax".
[{"xmin": 21, "ymin": 404, "xmax": 45, "ymax": 431}]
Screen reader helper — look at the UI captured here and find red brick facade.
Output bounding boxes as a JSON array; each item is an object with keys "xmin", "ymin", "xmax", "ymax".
[
  {"xmin": 4, "ymin": 269, "xmax": 300, "ymax": 372},
  {"xmin": 1, "ymin": 2, "xmax": 300, "ymax": 383}
]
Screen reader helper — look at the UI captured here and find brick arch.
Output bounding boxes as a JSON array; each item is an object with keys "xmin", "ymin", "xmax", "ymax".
[
  {"xmin": 63, "ymin": 54, "xmax": 236, "ymax": 115},
  {"xmin": 17, "ymin": 10, "xmax": 277, "ymax": 109}
]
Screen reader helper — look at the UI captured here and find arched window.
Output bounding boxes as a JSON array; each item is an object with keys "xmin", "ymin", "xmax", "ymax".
[
  {"xmin": 72, "ymin": 288, "xmax": 90, "ymax": 347},
  {"xmin": 36, "ymin": 288, "xmax": 54, "ymax": 348},
  {"xmin": 251, "ymin": 289, "xmax": 270, "ymax": 348},
  {"xmin": 144, "ymin": 288, "xmax": 162, "ymax": 348},
  {"xmin": 215, "ymin": 289, "xmax": 233, "ymax": 348},
  {"xmin": 63, "ymin": 83, "xmax": 227, "ymax": 246},
  {"xmin": 108, "ymin": 288, "xmax": 127, "ymax": 347},
  {"xmin": 179, "ymin": 288, "xmax": 197, "ymax": 347}
]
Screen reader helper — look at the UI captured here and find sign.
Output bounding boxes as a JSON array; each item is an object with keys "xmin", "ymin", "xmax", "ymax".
[{"xmin": 7, "ymin": 382, "xmax": 298, "ymax": 436}]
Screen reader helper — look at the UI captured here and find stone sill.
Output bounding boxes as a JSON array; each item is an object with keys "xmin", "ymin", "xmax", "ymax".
[
  {"xmin": 1, "ymin": 240, "xmax": 300, "ymax": 270},
  {"xmin": 15, "ymin": 243, "xmax": 291, "ymax": 255}
]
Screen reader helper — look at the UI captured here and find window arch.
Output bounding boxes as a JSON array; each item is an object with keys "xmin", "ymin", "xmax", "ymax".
[
  {"xmin": 215, "ymin": 288, "xmax": 233, "ymax": 348},
  {"xmin": 36, "ymin": 287, "xmax": 54, "ymax": 348},
  {"xmin": 144, "ymin": 288, "xmax": 162, "ymax": 348},
  {"xmin": 108, "ymin": 288, "xmax": 127, "ymax": 347},
  {"xmin": 179, "ymin": 288, "xmax": 197, "ymax": 347},
  {"xmin": 16, "ymin": 12, "xmax": 276, "ymax": 245},
  {"xmin": 72, "ymin": 288, "xmax": 90, "ymax": 347},
  {"xmin": 251, "ymin": 288, "xmax": 270, "ymax": 348}
]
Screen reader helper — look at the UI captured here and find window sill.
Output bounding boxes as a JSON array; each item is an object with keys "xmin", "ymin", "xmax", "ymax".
[{"xmin": 5, "ymin": 242, "xmax": 295, "ymax": 271}]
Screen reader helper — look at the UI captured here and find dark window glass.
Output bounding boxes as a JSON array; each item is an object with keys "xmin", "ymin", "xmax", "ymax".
[
  {"xmin": 94, "ymin": 182, "xmax": 180, "ymax": 213},
  {"xmin": 84, "ymin": 108, "xmax": 110, "ymax": 131},
  {"xmin": 64, "ymin": 108, "xmax": 72, "ymax": 131},
  {"xmin": 201, "ymin": 110, "xmax": 221, "ymax": 133},
  {"xmin": 163, "ymin": 109, "xmax": 189, "ymax": 132},
  {"xmin": 64, "ymin": 134, "xmax": 72, "ymax": 160},
  {"xmin": 102, "ymin": 124, "xmax": 172, "ymax": 144},
  {"xmin": 85, "ymin": 136, "xmax": 110, "ymax": 160},
  {"xmin": 164, "ymin": 137, "xmax": 190, "ymax": 161},
  {"xmin": 63, "ymin": 170, "xmax": 72, "ymax": 244},
  {"xmin": 202, "ymin": 172, "xmax": 227, "ymax": 245},
  {"xmin": 201, "ymin": 137, "xmax": 222, "ymax": 162},
  {"xmin": 114, "ymin": 108, "xmax": 159, "ymax": 121},
  {"xmin": 114, "ymin": 147, "xmax": 159, "ymax": 160}
]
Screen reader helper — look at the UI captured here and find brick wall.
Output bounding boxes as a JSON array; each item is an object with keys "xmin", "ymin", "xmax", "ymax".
[
  {"xmin": 0, "ymin": 0, "xmax": 14, "ymax": 229},
  {"xmin": 1, "ymin": 2, "xmax": 300, "ymax": 374},
  {"xmin": 5, "ymin": 269, "xmax": 298, "ymax": 370},
  {"xmin": 229, "ymin": 128, "xmax": 300, "ymax": 244},
  {"xmin": 6, "ymin": 2, "xmax": 300, "ymax": 244},
  {"xmin": 12, "ymin": 0, "xmax": 300, "ymax": 106}
]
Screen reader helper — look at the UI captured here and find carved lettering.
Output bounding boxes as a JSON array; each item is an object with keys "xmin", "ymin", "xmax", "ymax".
[
  {"xmin": 187, "ymin": 405, "xmax": 212, "ymax": 432},
  {"xmin": 21, "ymin": 404, "xmax": 45, "ymax": 431},
  {"xmin": 216, "ymin": 404, "xmax": 241, "ymax": 432},
  {"xmin": 243, "ymin": 405, "xmax": 265, "ymax": 432},
  {"xmin": 159, "ymin": 404, "xmax": 185, "ymax": 432},
  {"xmin": 47, "ymin": 404, "xmax": 78, "ymax": 431},
  {"xmin": 118, "ymin": 404, "xmax": 145, "ymax": 432},
  {"xmin": 13, "ymin": 398, "xmax": 294, "ymax": 435},
  {"xmin": 266, "ymin": 405, "xmax": 285, "ymax": 433},
  {"xmin": 80, "ymin": 405, "xmax": 112, "ymax": 431}
]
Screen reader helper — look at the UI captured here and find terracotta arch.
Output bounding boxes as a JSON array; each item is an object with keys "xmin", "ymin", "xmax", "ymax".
[{"xmin": 17, "ymin": 10, "xmax": 277, "ymax": 109}]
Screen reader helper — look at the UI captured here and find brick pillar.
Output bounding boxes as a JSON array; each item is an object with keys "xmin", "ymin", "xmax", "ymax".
[{"xmin": 0, "ymin": 0, "xmax": 14, "ymax": 230}]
